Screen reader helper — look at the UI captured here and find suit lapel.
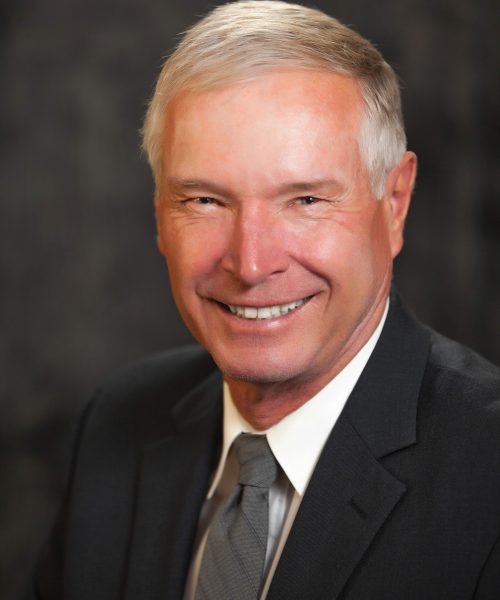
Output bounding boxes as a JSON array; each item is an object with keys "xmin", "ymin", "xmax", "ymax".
[
  {"xmin": 268, "ymin": 413, "xmax": 407, "ymax": 599},
  {"xmin": 124, "ymin": 370, "xmax": 223, "ymax": 600},
  {"xmin": 268, "ymin": 293, "xmax": 430, "ymax": 599}
]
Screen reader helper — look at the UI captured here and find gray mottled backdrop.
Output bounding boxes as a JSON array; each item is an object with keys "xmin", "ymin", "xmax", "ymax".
[{"xmin": 1, "ymin": 0, "xmax": 498, "ymax": 597}]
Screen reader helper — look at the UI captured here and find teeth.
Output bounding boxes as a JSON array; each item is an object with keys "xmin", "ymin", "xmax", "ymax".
[
  {"xmin": 226, "ymin": 298, "xmax": 307, "ymax": 320},
  {"xmin": 245, "ymin": 307, "xmax": 258, "ymax": 319},
  {"xmin": 271, "ymin": 305, "xmax": 281, "ymax": 317},
  {"xmin": 257, "ymin": 306, "xmax": 272, "ymax": 319}
]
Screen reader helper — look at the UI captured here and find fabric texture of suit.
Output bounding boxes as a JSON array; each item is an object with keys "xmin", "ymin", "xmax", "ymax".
[{"xmin": 30, "ymin": 293, "xmax": 500, "ymax": 599}]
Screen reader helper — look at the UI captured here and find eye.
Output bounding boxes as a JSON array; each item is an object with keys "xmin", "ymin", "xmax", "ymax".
[
  {"xmin": 297, "ymin": 196, "xmax": 320, "ymax": 205},
  {"xmin": 193, "ymin": 197, "xmax": 216, "ymax": 205}
]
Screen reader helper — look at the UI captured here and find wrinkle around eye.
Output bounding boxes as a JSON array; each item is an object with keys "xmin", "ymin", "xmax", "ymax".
[{"xmin": 285, "ymin": 195, "xmax": 346, "ymax": 223}]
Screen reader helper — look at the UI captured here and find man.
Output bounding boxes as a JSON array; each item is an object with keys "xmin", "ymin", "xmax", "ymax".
[{"xmin": 31, "ymin": 1, "xmax": 500, "ymax": 598}]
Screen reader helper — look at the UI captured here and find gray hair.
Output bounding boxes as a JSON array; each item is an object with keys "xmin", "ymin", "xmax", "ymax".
[{"xmin": 142, "ymin": 0, "xmax": 407, "ymax": 199}]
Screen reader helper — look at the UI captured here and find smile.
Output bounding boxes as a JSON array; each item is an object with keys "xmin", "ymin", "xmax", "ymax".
[{"xmin": 225, "ymin": 297, "xmax": 310, "ymax": 320}]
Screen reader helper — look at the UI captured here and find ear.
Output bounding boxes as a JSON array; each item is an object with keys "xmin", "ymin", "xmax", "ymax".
[{"xmin": 384, "ymin": 151, "xmax": 417, "ymax": 258}]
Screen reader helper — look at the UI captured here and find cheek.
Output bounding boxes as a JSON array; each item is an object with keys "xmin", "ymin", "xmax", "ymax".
[
  {"xmin": 296, "ymin": 211, "xmax": 391, "ymax": 287},
  {"xmin": 290, "ymin": 219, "xmax": 360, "ymax": 277},
  {"xmin": 162, "ymin": 220, "xmax": 226, "ymax": 287}
]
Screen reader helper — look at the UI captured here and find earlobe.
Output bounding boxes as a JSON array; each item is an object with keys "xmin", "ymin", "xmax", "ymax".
[{"xmin": 386, "ymin": 151, "xmax": 417, "ymax": 258}]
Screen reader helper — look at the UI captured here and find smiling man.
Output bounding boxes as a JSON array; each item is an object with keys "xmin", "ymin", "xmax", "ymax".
[
  {"xmin": 30, "ymin": 2, "xmax": 500, "ymax": 599},
  {"xmin": 156, "ymin": 69, "xmax": 410, "ymax": 430}
]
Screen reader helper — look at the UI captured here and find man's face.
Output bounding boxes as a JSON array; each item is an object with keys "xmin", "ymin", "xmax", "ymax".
[{"xmin": 157, "ymin": 70, "xmax": 409, "ymax": 392}]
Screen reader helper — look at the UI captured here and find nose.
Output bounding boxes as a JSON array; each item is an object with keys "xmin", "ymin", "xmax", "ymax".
[{"xmin": 220, "ymin": 203, "xmax": 290, "ymax": 286}]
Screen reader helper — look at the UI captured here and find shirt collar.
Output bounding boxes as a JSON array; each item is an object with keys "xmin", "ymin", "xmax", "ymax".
[{"xmin": 207, "ymin": 299, "xmax": 389, "ymax": 498}]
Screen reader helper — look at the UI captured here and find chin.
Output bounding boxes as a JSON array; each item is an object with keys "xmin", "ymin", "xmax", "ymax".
[{"xmin": 212, "ymin": 350, "xmax": 309, "ymax": 386}]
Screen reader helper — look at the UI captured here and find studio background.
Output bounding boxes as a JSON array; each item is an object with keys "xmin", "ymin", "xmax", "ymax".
[{"xmin": 1, "ymin": 0, "xmax": 498, "ymax": 598}]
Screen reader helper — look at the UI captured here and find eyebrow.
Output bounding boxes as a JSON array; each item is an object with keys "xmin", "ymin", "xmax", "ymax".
[
  {"xmin": 165, "ymin": 176, "xmax": 345, "ymax": 196},
  {"xmin": 165, "ymin": 177, "xmax": 230, "ymax": 197},
  {"xmin": 276, "ymin": 179, "xmax": 345, "ymax": 194}
]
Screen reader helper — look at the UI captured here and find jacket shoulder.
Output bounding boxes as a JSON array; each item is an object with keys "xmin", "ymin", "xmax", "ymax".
[
  {"xmin": 85, "ymin": 345, "xmax": 218, "ymax": 444},
  {"xmin": 427, "ymin": 329, "xmax": 500, "ymax": 399},
  {"xmin": 97, "ymin": 344, "xmax": 216, "ymax": 402},
  {"xmin": 422, "ymin": 328, "xmax": 500, "ymax": 447}
]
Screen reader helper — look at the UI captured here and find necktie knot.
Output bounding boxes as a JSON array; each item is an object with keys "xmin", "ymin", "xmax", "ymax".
[{"xmin": 233, "ymin": 433, "xmax": 278, "ymax": 488}]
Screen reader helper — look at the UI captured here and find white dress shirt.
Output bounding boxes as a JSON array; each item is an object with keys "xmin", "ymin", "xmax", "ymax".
[{"xmin": 184, "ymin": 300, "xmax": 389, "ymax": 599}]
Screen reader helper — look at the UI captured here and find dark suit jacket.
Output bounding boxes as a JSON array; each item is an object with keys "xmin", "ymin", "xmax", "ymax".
[{"xmin": 31, "ymin": 294, "xmax": 500, "ymax": 599}]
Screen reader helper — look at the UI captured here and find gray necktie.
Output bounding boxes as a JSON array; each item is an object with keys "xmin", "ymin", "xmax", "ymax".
[{"xmin": 195, "ymin": 433, "xmax": 279, "ymax": 600}]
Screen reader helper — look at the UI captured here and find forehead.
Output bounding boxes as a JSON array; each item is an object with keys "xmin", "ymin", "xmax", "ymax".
[
  {"xmin": 161, "ymin": 70, "xmax": 364, "ymax": 191},
  {"xmin": 165, "ymin": 69, "xmax": 362, "ymax": 135}
]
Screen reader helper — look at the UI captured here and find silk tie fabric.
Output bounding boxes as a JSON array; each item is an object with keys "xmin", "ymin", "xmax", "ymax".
[{"xmin": 195, "ymin": 433, "xmax": 279, "ymax": 600}]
